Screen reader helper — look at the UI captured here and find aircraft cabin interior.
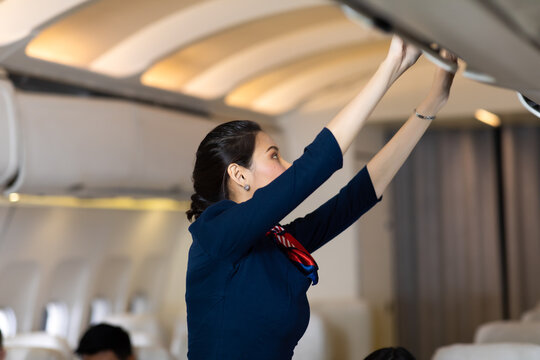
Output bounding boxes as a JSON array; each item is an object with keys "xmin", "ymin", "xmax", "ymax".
[{"xmin": 0, "ymin": 0, "xmax": 539, "ymax": 359}]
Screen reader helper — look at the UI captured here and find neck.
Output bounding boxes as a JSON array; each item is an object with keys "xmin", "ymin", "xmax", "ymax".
[{"xmin": 228, "ymin": 188, "xmax": 252, "ymax": 204}]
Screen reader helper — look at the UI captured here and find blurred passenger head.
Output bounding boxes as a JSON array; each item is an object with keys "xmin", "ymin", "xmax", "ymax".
[
  {"xmin": 75, "ymin": 323, "xmax": 134, "ymax": 360},
  {"xmin": 0, "ymin": 329, "xmax": 5, "ymax": 360},
  {"xmin": 364, "ymin": 347, "xmax": 416, "ymax": 360}
]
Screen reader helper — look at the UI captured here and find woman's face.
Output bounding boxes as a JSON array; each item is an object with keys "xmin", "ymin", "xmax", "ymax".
[{"xmin": 247, "ymin": 131, "xmax": 291, "ymax": 192}]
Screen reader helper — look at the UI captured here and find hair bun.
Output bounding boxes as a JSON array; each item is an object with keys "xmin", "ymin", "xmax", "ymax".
[{"xmin": 186, "ymin": 193, "xmax": 211, "ymax": 222}]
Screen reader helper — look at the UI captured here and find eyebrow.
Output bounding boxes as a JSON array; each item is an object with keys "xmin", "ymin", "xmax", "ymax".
[{"xmin": 266, "ymin": 145, "xmax": 279, "ymax": 153}]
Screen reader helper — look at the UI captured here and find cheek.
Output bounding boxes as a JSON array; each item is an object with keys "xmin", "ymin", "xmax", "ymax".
[{"xmin": 254, "ymin": 161, "xmax": 286, "ymax": 186}]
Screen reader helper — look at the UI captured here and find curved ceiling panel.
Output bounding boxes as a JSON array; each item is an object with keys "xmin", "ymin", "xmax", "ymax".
[
  {"xmin": 301, "ymin": 60, "xmax": 434, "ymax": 114},
  {"xmin": 226, "ymin": 41, "xmax": 390, "ymax": 114},
  {"xmin": 252, "ymin": 60, "xmax": 373, "ymax": 114},
  {"xmin": 25, "ymin": 0, "xmax": 200, "ymax": 67},
  {"xmin": 182, "ymin": 20, "xmax": 382, "ymax": 99},
  {"xmin": 90, "ymin": 0, "xmax": 330, "ymax": 77},
  {"xmin": 0, "ymin": 0, "xmax": 91, "ymax": 46},
  {"xmin": 140, "ymin": 5, "xmax": 345, "ymax": 93},
  {"xmin": 298, "ymin": 79, "xmax": 365, "ymax": 114}
]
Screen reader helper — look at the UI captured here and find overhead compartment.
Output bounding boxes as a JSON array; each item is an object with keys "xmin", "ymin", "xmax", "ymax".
[
  {"xmin": 340, "ymin": 0, "xmax": 540, "ymax": 104},
  {"xmin": 7, "ymin": 91, "xmax": 215, "ymax": 198},
  {"xmin": 131, "ymin": 103, "xmax": 215, "ymax": 195},
  {"xmin": 0, "ymin": 79, "xmax": 19, "ymax": 191}
]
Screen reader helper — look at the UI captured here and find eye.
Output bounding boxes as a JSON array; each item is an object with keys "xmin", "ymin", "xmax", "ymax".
[{"xmin": 271, "ymin": 152, "xmax": 279, "ymax": 160}]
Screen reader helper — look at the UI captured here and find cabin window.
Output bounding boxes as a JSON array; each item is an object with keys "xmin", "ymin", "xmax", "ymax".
[
  {"xmin": 41, "ymin": 302, "xmax": 69, "ymax": 337},
  {"xmin": 89, "ymin": 298, "xmax": 112, "ymax": 324},
  {"xmin": 0, "ymin": 307, "xmax": 17, "ymax": 337},
  {"xmin": 129, "ymin": 293, "xmax": 149, "ymax": 314}
]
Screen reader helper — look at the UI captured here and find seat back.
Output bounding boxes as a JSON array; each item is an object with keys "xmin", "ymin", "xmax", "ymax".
[
  {"xmin": 136, "ymin": 346, "xmax": 172, "ymax": 360},
  {"xmin": 293, "ymin": 313, "xmax": 329, "ymax": 360},
  {"xmin": 4, "ymin": 332, "xmax": 72, "ymax": 360},
  {"xmin": 308, "ymin": 299, "xmax": 372, "ymax": 359},
  {"xmin": 432, "ymin": 343, "xmax": 540, "ymax": 360},
  {"xmin": 522, "ymin": 309, "xmax": 540, "ymax": 322},
  {"xmin": 474, "ymin": 321, "xmax": 540, "ymax": 345},
  {"xmin": 169, "ymin": 320, "xmax": 188, "ymax": 360},
  {"xmin": 5, "ymin": 348, "xmax": 66, "ymax": 360}
]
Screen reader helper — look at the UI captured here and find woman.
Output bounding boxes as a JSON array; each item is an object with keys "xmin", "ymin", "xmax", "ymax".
[{"xmin": 185, "ymin": 36, "xmax": 457, "ymax": 359}]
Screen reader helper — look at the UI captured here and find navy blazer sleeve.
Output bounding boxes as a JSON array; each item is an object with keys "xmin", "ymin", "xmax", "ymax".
[
  {"xmin": 189, "ymin": 128, "xmax": 343, "ymax": 262},
  {"xmin": 284, "ymin": 166, "xmax": 381, "ymax": 253}
]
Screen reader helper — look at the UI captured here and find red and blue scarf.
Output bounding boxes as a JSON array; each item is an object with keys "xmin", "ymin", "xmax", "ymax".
[{"xmin": 266, "ymin": 225, "xmax": 319, "ymax": 285}]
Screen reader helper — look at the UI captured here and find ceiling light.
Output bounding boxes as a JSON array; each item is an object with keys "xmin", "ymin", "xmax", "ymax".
[
  {"xmin": 8, "ymin": 193, "xmax": 20, "ymax": 202},
  {"xmin": 475, "ymin": 109, "xmax": 501, "ymax": 127}
]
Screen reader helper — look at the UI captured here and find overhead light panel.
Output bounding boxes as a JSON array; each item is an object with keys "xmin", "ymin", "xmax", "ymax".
[
  {"xmin": 8, "ymin": 192, "xmax": 19, "ymax": 203},
  {"xmin": 2, "ymin": 194, "xmax": 188, "ymax": 211},
  {"xmin": 475, "ymin": 109, "xmax": 501, "ymax": 127}
]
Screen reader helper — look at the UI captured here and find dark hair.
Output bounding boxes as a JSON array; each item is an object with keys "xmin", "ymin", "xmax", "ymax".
[
  {"xmin": 187, "ymin": 120, "xmax": 262, "ymax": 221},
  {"xmin": 75, "ymin": 323, "xmax": 133, "ymax": 360},
  {"xmin": 364, "ymin": 347, "xmax": 416, "ymax": 360}
]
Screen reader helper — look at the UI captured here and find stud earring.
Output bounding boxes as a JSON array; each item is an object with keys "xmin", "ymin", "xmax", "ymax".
[{"xmin": 244, "ymin": 184, "xmax": 250, "ymax": 191}]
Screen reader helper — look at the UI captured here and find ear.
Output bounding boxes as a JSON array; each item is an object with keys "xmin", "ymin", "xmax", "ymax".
[{"xmin": 226, "ymin": 163, "xmax": 249, "ymax": 188}]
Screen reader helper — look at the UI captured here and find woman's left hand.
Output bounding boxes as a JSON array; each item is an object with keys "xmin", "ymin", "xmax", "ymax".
[{"xmin": 385, "ymin": 35, "xmax": 422, "ymax": 83}]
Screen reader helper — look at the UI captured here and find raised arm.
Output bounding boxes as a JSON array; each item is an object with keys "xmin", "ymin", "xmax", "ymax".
[
  {"xmin": 368, "ymin": 50, "xmax": 457, "ymax": 198},
  {"xmin": 285, "ymin": 52, "xmax": 457, "ymax": 253},
  {"xmin": 326, "ymin": 36, "xmax": 421, "ymax": 154},
  {"xmin": 191, "ymin": 38, "xmax": 427, "ymax": 262}
]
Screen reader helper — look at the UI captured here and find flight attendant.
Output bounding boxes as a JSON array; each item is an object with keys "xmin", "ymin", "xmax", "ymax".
[{"xmin": 185, "ymin": 36, "xmax": 457, "ymax": 359}]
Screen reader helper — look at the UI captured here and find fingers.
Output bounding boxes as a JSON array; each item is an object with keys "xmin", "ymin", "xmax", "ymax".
[
  {"xmin": 438, "ymin": 49, "xmax": 458, "ymax": 80},
  {"xmin": 387, "ymin": 35, "xmax": 406, "ymax": 60},
  {"xmin": 405, "ymin": 44, "xmax": 422, "ymax": 65},
  {"xmin": 439, "ymin": 49, "xmax": 458, "ymax": 63},
  {"xmin": 390, "ymin": 34, "xmax": 404, "ymax": 48}
]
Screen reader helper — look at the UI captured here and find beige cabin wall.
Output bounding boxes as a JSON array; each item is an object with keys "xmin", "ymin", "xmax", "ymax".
[{"xmin": 0, "ymin": 203, "xmax": 186, "ymax": 346}]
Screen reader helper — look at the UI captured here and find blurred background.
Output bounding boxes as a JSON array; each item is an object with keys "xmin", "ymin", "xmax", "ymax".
[{"xmin": 0, "ymin": 0, "xmax": 539, "ymax": 359}]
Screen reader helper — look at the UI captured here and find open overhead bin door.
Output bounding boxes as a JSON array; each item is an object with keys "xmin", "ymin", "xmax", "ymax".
[
  {"xmin": 0, "ymin": 80, "xmax": 19, "ymax": 191},
  {"xmin": 7, "ymin": 92, "xmax": 214, "ymax": 198},
  {"xmin": 338, "ymin": 0, "xmax": 540, "ymax": 116}
]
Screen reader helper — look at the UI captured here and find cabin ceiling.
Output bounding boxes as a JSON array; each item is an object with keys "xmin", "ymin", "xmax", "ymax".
[{"xmin": 0, "ymin": 0, "xmax": 534, "ymax": 124}]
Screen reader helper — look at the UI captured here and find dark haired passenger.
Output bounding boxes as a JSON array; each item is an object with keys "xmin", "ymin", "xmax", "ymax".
[
  {"xmin": 364, "ymin": 347, "xmax": 416, "ymax": 360},
  {"xmin": 186, "ymin": 35, "xmax": 457, "ymax": 359},
  {"xmin": 75, "ymin": 323, "xmax": 135, "ymax": 360}
]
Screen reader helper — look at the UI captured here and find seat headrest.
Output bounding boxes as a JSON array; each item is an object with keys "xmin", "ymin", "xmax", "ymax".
[
  {"xmin": 474, "ymin": 321, "xmax": 540, "ymax": 345},
  {"xmin": 135, "ymin": 346, "xmax": 172, "ymax": 360},
  {"xmin": 522, "ymin": 309, "xmax": 540, "ymax": 322},
  {"xmin": 294, "ymin": 313, "xmax": 330, "ymax": 360},
  {"xmin": 433, "ymin": 343, "xmax": 540, "ymax": 360},
  {"xmin": 4, "ymin": 332, "xmax": 71, "ymax": 360},
  {"xmin": 5, "ymin": 347, "xmax": 67, "ymax": 360}
]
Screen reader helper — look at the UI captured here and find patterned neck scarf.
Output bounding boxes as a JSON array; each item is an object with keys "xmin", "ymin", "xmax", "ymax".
[{"xmin": 266, "ymin": 225, "xmax": 319, "ymax": 285}]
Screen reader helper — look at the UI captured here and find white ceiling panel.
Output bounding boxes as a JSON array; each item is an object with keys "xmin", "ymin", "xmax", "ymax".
[
  {"xmin": 89, "ymin": 0, "xmax": 329, "ymax": 77},
  {"xmin": 182, "ymin": 21, "xmax": 382, "ymax": 99},
  {"xmin": 0, "ymin": 0, "xmax": 91, "ymax": 46}
]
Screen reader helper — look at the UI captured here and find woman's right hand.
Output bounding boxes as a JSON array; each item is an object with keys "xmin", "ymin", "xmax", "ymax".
[
  {"xmin": 385, "ymin": 35, "xmax": 422, "ymax": 84},
  {"xmin": 325, "ymin": 35, "xmax": 420, "ymax": 155},
  {"xmin": 416, "ymin": 49, "xmax": 458, "ymax": 116}
]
